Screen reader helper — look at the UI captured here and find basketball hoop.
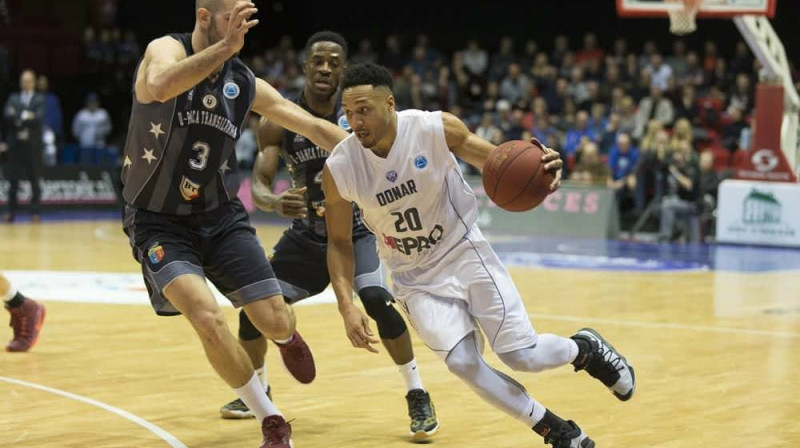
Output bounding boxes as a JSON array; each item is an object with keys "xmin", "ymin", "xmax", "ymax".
[{"xmin": 668, "ymin": 0, "xmax": 702, "ymax": 35}]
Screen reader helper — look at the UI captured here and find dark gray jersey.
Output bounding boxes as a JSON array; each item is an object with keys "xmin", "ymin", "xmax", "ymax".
[
  {"xmin": 121, "ymin": 33, "xmax": 256, "ymax": 215},
  {"xmin": 280, "ymin": 93, "xmax": 363, "ymax": 237}
]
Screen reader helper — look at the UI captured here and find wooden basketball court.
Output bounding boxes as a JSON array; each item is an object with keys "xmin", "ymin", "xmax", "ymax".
[{"xmin": 2, "ymin": 219, "xmax": 799, "ymax": 447}]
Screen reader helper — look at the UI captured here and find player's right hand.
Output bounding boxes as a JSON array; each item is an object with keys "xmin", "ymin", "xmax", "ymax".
[
  {"xmin": 223, "ymin": 1, "xmax": 259, "ymax": 55},
  {"xmin": 275, "ymin": 187, "xmax": 307, "ymax": 219},
  {"xmin": 341, "ymin": 305, "xmax": 380, "ymax": 353}
]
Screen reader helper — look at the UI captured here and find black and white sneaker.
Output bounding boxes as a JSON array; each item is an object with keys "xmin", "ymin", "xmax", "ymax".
[
  {"xmin": 406, "ymin": 389, "xmax": 439, "ymax": 441},
  {"xmin": 541, "ymin": 420, "xmax": 595, "ymax": 448},
  {"xmin": 220, "ymin": 386, "xmax": 272, "ymax": 419},
  {"xmin": 572, "ymin": 328, "xmax": 636, "ymax": 401}
]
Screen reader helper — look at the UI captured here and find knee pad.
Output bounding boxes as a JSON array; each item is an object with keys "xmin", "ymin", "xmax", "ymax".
[
  {"xmin": 358, "ymin": 286, "xmax": 407, "ymax": 340},
  {"xmin": 238, "ymin": 309, "xmax": 263, "ymax": 341}
]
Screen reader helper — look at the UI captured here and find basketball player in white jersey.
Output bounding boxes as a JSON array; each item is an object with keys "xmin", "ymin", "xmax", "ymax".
[{"xmin": 323, "ymin": 63, "xmax": 636, "ymax": 448}]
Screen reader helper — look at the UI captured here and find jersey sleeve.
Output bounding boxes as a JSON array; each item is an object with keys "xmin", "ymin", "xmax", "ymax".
[
  {"xmin": 325, "ymin": 146, "xmax": 354, "ymax": 203},
  {"xmin": 422, "ymin": 110, "xmax": 457, "ymax": 169}
]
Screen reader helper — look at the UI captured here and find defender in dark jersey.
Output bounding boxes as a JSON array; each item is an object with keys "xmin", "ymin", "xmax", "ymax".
[
  {"xmin": 120, "ymin": 3, "xmax": 348, "ymax": 448},
  {"xmin": 218, "ymin": 31, "xmax": 439, "ymax": 441}
]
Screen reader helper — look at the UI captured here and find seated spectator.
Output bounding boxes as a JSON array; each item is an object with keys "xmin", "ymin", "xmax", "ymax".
[
  {"xmin": 532, "ymin": 116, "xmax": 558, "ymax": 147},
  {"xmin": 475, "ymin": 112, "xmax": 500, "ymax": 142},
  {"xmin": 728, "ymin": 73, "xmax": 754, "ymax": 114},
  {"xmin": 659, "ymin": 143, "xmax": 701, "ymax": 243},
  {"xmin": 618, "ymin": 95, "xmax": 637, "ymax": 137},
  {"xmin": 499, "ymin": 63, "xmax": 531, "ymax": 105},
  {"xmin": 351, "ymin": 38, "xmax": 378, "ymax": 64},
  {"xmin": 644, "ymin": 53, "xmax": 674, "ymax": 92},
  {"xmin": 462, "ymin": 39, "xmax": 488, "ymax": 77},
  {"xmin": 698, "ymin": 85, "xmax": 725, "ymax": 129},
  {"xmin": 570, "ymin": 142, "xmax": 609, "ymax": 186},
  {"xmin": 722, "ymin": 106, "xmax": 748, "ymax": 152},
  {"xmin": 674, "ymin": 84, "xmax": 700, "ymax": 125},
  {"xmin": 564, "ymin": 110, "xmax": 596, "ymax": 156},
  {"xmin": 635, "ymin": 128, "xmax": 669, "ymax": 212},
  {"xmin": 599, "ymin": 113, "xmax": 620, "ymax": 155},
  {"xmin": 634, "ymin": 86, "xmax": 674, "ymax": 139},
  {"xmin": 670, "ymin": 118, "xmax": 694, "ymax": 153},
  {"xmin": 608, "ymin": 133, "xmax": 640, "ymax": 209},
  {"xmin": 575, "ymin": 33, "xmax": 604, "ymax": 68},
  {"xmin": 380, "ymin": 34, "xmax": 405, "ymax": 74},
  {"xmin": 588, "ymin": 102, "xmax": 608, "ymax": 137},
  {"xmin": 678, "ymin": 51, "xmax": 705, "ymax": 88}
]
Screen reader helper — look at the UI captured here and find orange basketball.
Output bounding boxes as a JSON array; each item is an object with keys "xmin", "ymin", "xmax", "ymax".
[{"xmin": 482, "ymin": 140, "xmax": 555, "ymax": 212}]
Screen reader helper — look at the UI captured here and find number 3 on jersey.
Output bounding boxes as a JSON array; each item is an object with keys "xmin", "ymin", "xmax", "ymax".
[
  {"xmin": 392, "ymin": 208, "xmax": 422, "ymax": 232},
  {"xmin": 190, "ymin": 141, "xmax": 210, "ymax": 170}
]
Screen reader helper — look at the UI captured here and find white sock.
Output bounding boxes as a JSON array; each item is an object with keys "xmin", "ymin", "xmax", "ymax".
[
  {"xmin": 398, "ymin": 358, "xmax": 425, "ymax": 392},
  {"xmin": 255, "ymin": 366, "xmax": 270, "ymax": 391},
  {"xmin": 2, "ymin": 285, "xmax": 17, "ymax": 302},
  {"xmin": 234, "ymin": 373, "xmax": 281, "ymax": 421},
  {"xmin": 274, "ymin": 334, "xmax": 294, "ymax": 345},
  {"xmin": 519, "ymin": 398, "xmax": 547, "ymax": 427}
]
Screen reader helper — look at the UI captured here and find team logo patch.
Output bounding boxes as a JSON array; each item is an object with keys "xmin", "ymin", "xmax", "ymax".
[
  {"xmin": 223, "ymin": 82, "xmax": 240, "ymax": 99},
  {"xmin": 414, "ymin": 155, "xmax": 428, "ymax": 170},
  {"xmin": 180, "ymin": 176, "xmax": 201, "ymax": 201},
  {"xmin": 202, "ymin": 94, "xmax": 218, "ymax": 110},
  {"xmin": 386, "ymin": 170, "xmax": 398, "ymax": 183},
  {"xmin": 147, "ymin": 243, "xmax": 165, "ymax": 264},
  {"xmin": 338, "ymin": 114, "xmax": 351, "ymax": 131}
]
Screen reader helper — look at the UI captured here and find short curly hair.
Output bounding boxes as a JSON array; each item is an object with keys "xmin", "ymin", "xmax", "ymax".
[
  {"xmin": 341, "ymin": 63, "xmax": 393, "ymax": 91},
  {"xmin": 304, "ymin": 31, "xmax": 348, "ymax": 58}
]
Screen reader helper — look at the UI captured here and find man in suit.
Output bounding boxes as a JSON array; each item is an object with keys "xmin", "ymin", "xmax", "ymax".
[{"xmin": 3, "ymin": 69, "xmax": 45, "ymax": 222}]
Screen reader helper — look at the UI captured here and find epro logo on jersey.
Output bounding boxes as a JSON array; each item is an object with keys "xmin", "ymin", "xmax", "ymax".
[{"xmin": 382, "ymin": 225, "xmax": 444, "ymax": 255}]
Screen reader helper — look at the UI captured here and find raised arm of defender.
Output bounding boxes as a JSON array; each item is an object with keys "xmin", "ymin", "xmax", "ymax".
[
  {"xmin": 251, "ymin": 79, "xmax": 348, "ymax": 151},
  {"xmin": 441, "ymin": 112, "xmax": 564, "ymax": 191},
  {"xmin": 322, "ymin": 166, "xmax": 380, "ymax": 353},
  {"xmin": 136, "ymin": 1, "xmax": 259, "ymax": 104}
]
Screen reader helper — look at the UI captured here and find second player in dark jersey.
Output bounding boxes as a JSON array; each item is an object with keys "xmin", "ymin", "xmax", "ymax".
[{"xmin": 220, "ymin": 31, "xmax": 439, "ymax": 441}]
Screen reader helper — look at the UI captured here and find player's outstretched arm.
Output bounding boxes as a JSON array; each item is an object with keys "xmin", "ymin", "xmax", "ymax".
[
  {"xmin": 251, "ymin": 78, "xmax": 348, "ymax": 151},
  {"xmin": 442, "ymin": 112, "xmax": 563, "ymax": 191},
  {"xmin": 322, "ymin": 165, "xmax": 379, "ymax": 353},
  {"xmin": 137, "ymin": 1, "xmax": 258, "ymax": 103},
  {"xmin": 251, "ymin": 118, "xmax": 307, "ymax": 217}
]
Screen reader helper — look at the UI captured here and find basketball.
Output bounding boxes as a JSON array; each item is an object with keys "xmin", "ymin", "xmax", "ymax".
[{"xmin": 482, "ymin": 140, "xmax": 555, "ymax": 212}]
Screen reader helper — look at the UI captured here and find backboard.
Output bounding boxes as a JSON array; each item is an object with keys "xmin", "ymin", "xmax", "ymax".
[{"xmin": 617, "ymin": 0, "xmax": 776, "ymax": 18}]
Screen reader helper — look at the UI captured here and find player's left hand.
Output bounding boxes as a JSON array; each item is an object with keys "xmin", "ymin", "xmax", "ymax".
[
  {"xmin": 341, "ymin": 304, "xmax": 380, "ymax": 353},
  {"xmin": 531, "ymin": 138, "xmax": 562, "ymax": 192}
]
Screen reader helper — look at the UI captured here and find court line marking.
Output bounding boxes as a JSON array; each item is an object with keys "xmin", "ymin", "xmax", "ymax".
[
  {"xmin": 5, "ymin": 270, "xmax": 799, "ymax": 339},
  {"xmin": 533, "ymin": 313, "xmax": 800, "ymax": 339},
  {"xmin": 0, "ymin": 376, "xmax": 188, "ymax": 448}
]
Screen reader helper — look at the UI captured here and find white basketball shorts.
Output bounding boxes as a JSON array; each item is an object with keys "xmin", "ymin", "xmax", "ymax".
[{"xmin": 391, "ymin": 225, "xmax": 537, "ymax": 359}]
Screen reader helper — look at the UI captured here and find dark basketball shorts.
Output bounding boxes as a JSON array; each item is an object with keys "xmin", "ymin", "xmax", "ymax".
[
  {"xmin": 123, "ymin": 199, "xmax": 282, "ymax": 316},
  {"xmin": 270, "ymin": 222, "xmax": 389, "ymax": 304}
]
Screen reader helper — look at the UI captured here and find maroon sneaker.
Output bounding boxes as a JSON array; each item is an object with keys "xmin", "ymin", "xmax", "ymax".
[
  {"xmin": 6, "ymin": 298, "xmax": 46, "ymax": 352},
  {"xmin": 260, "ymin": 415, "xmax": 293, "ymax": 448},
  {"xmin": 276, "ymin": 331, "xmax": 316, "ymax": 384}
]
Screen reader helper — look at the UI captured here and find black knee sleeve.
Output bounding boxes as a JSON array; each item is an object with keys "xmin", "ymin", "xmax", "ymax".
[
  {"xmin": 238, "ymin": 309, "xmax": 263, "ymax": 341},
  {"xmin": 359, "ymin": 286, "xmax": 407, "ymax": 340}
]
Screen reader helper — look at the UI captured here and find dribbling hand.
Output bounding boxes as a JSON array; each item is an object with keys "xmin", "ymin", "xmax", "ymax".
[
  {"xmin": 223, "ymin": 1, "xmax": 259, "ymax": 55},
  {"xmin": 531, "ymin": 137, "xmax": 563, "ymax": 191},
  {"xmin": 341, "ymin": 305, "xmax": 380, "ymax": 353}
]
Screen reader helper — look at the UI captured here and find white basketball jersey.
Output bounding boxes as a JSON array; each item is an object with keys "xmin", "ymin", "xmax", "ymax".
[{"xmin": 326, "ymin": 109, "xmax": 478, "ymax": 272}]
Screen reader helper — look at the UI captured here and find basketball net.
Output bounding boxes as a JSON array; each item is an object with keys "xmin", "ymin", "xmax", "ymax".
[{"xmin": 668, "ymin": 0, "xmax": 702, "ymax": 35}]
